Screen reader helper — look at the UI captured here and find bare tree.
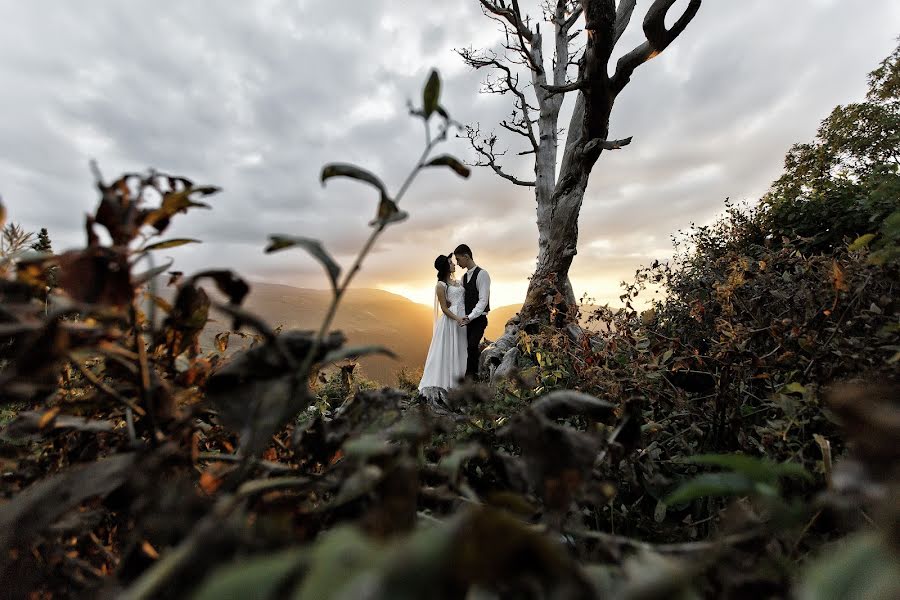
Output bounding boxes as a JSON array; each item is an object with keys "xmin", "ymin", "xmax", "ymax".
[
  {"xmin": 461, "ymin": 0, "xmax": 701, "ymax": 329},
  {"xmin": 0, "ymin": 222, "xmax": 36, "ymax": 276}
]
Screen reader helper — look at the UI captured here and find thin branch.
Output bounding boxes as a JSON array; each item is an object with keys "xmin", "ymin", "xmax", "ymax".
[
  {"xmin": 518, "ymin": 0, "xmax": 547, "ymax": 77},
  {"xmin": 68, "ymin": 355, "xmax": 146, "ymax": 416},
  {"xmin": 542, "ymin": 79, "xmax": 584, "ymax": 95},
  {"xmin": 488, "ymin": 163, "xmax": 537, "ymax": 187},
  {"xmin": 197, "ymin": 452, "xmax": 297, "ymax": 474},
  {"xmin": 564, "ymin": 527, "xmax": 766, "ymax": 555},
  {"xmin": 457, "ymin": 49, "xmax": 540, "ymax": 153},
  {"xmin": 584, "ymin": 136, "xmax": 634, "ymax": 153},
  {"xmin": 499, "ymin": 121, "xmax": 529, "ymax": 138},
  {"xmin": 464, "ymin": 125, "xmax": 537, "ymax": 187},
  {"xmin": 552, "ymin": 0, "xmax": 579, "ymax": 91},
  {"xmin": 563, "ymin": 3, "xmax": 584, "ymax": 30},
  {"xmin": 481, "ymin": 0, "xmax": 535, "ymax": 42}
]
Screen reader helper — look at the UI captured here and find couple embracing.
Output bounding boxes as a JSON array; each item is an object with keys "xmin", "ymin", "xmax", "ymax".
[{"xmin": 418, "ymin": 244, "xmax": 490, "ymax": 394}]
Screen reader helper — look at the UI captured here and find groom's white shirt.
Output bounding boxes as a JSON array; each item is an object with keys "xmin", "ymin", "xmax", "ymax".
[{"xmin": 465, "ymin": 264, "xmax": 491, "ymax": 321}]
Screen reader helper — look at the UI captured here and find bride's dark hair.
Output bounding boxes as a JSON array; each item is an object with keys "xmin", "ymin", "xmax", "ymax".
[{"xmin": 434, "ymin": 254, "xmax": 451, "ymax": 283}]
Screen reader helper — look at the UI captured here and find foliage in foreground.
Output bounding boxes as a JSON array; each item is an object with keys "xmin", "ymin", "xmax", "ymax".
[{"xmin": 0, "ymin": 48, "xmax": 897, "ymax": 600}]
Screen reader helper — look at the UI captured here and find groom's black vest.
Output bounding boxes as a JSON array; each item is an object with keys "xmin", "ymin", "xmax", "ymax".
[{"xmin": 464, "ymin": 267, "xmax": 489, "ymax": 316}]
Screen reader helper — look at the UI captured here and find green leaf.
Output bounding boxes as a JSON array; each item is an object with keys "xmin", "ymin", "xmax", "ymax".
[
  {"xmin": 664, "ymin": 472, "xmax": 757, "ymax": 505},
  {"xmin": 848, "ymin": 233, "xmax": 877, "ymax": 251},
  {"xmin": 424, "ymin": 155, "xmax": 471, "ymax": 178},
  {"xmin": 191, "ymin": 547, "xmax": 307, "ymax": 600},
  {"xmin": 797, "ymin": 533, "xmax": 900, "ymax": 600},
  {"xmin": 422, "ymin": 69, "xmax": 441, "ymax": 118},
  {"xmin": 782, "ymin": 381, "xmax": 808, "ymax": 395},
  {"xmin": 265, "ymin": 235, "xmax": 341, "ymax": 293},
  {"xmin": 683, "ymin": 453, "xmax": 812, "ymax": 485},
  {"xmin": 321, "ymin": 345, "xmax": 397, "ymax": 363},
  {"xmin": 438, "ymin": 443, "xmax": 484, "ymax": 480},
  {"xmin": 342, "ymin": 435, "xmax": 392, "ymax": 460},
  {"xmin": 293, "ymin": 526, "xmax": 383, "ymax": 600},
  {"xmin": 143, "ymin": 238, "xmax": 201, "ymax": 251},
  {"xmin": 320, "ymin": 163, "xmax": 389, "ymax": 200}
]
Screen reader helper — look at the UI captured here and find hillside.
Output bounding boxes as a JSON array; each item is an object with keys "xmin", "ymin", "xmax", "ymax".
[
  {"xmin": 484, "ymin": 304, "xmax": 520, "ymax": 341},
  {"xmin": 196, "ymin": 283, "xmax": 434, "ymax": 384}
]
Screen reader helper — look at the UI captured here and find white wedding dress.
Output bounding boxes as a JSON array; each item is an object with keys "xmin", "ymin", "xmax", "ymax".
[{"xmin": 419, "ymin": 281, "xmax": 467, "ymax": 394}]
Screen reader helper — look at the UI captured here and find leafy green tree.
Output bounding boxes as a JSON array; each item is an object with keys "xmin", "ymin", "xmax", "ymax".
[{"xmin": 762, "ymin": 43, "xmax": 900, "ymax": 257}]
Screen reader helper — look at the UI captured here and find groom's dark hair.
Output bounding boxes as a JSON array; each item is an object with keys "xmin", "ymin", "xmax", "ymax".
[{"xmin": 453, "ymin": 244, "xmax": 473, "ymax": 259}]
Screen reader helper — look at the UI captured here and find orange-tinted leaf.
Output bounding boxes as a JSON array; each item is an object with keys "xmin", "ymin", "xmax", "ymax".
[
  {"xmin": 152, "ymin": 295, "xmax": 173, "ymax": 313},
  {"xmin": 37, "ymin": 408, "xmax": 60, "ymax": 430},
  {"xmin": 215, "ymin": 332, "xmax": 230, "ymax": 353},
  {"xmin": 831, "ymin": 260, "xmax": 849, "ymax": 291},
  {"xmin": 327, "ymin": 450, "xmax": 344, "ymax": 466},
  {"xmin": 141, "ymin": 541, "xmax": 159, "ymax": 560},
  {"xmin": 199, "ymin": 472, "xmax": 222, "ymax": 495}
]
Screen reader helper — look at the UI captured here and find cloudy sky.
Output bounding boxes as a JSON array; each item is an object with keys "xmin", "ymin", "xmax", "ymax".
[{"xmin": 2, "ymin": 1, "xmax": 898, "ymax": 308}]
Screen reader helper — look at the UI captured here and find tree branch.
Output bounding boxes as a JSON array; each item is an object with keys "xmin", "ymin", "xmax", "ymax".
[
  {"xmin": 563, "ymin": 3, "xmax": 584, "ymax": 30},
  {"xmin": 584, "ymin": 136, "xmax": 633, "ymax": 154},
  {"xmin": 552, "ymin": 0, "xmax": 581, "ymax": 90},
  {"xmin": 491, "ymin": 166, "xmax": 537, "ymax": 187},
  {"xmin": 542, "ymin": 79, "xmax": 584, "ymax": 95},
  {"xmin": 464, "ymin": 124, "xmax": 537, "ymax": 187},
  {"xmin": 481, "ymin": 0, "xmax": 535, "ymax": 41},
  {"xmin": 612, "ymin": 0, "xmax": 702, "ymax": 94},
  {"xmin": 614, "ymin": 0, "xmax": 637, "ymax": 43},
  {"xmin": 512, "ymin": 0, "xmax": 544, "ymax": 74},
  {"xmin": 500, "ymin": 118, "xmax": 536, "ymax": 140},
  {"xmin": 458, "ymin": 49, "xmax": 541, "ymax": 153},
  {"xmin": 480, "ymin": 0, "xmax": 545, "ymax": 76}
]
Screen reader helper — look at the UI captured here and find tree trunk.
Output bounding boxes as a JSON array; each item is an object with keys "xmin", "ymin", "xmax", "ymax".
[
  {"xmin": 522, "ymin": 87, "xmax": 610, "ymax": 323},
  {"xmin": 468, "ymin": 0, "xmax": 702, "ymax": 375}
]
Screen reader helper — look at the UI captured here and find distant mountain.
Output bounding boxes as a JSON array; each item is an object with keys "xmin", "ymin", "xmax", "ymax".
[
  {"xmin": 484, "ymin": 304, "xmax": 521, "ymax": 341},
  {"xmin": 195, "ymin": 283, "xmax": 434, "ymax": 385}
]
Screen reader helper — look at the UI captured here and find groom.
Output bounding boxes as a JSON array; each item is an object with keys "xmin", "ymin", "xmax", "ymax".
[{"xmin": 453, "ymin": 244, "xmax": 490, "ymax": 379}]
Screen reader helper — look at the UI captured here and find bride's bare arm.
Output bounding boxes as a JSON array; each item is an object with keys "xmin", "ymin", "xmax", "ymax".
[{"xmin": 436, "ymin": 284, "xmax": 460, "ymax": 321}]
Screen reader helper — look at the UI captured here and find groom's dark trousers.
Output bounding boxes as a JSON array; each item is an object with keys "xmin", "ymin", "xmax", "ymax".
[{"xmin": 465, "ymin": 315, "xmax": 488, "ymax": 379}]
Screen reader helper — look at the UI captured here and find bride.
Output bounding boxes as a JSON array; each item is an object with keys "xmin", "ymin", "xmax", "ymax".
[{"xmin": 418, "ymin": 254, "xmax": 467, "ymax": 395}]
